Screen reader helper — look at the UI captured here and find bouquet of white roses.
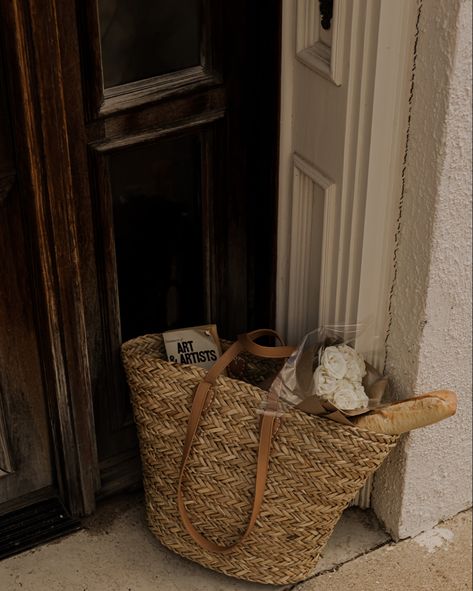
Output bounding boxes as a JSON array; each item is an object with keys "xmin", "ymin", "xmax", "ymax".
[
  {"xmin": 314, "ymin": 344, "xmax": 369, "ymax": 410},
  {"xmin": 257, "ymin": 324, "xmax": 456, "ymax": 435},
  {"xmin": 263, "ymin": 325, "xmax": 390, "ymax": 423}
]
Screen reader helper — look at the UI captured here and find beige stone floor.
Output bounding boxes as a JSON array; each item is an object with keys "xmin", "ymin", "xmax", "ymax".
[{"xmin": 0, "ymin": 493, "xmax": 471, "ymax": 591}]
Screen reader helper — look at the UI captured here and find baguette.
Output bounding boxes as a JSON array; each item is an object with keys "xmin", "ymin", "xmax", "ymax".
[{"xmin": 352, "ymin": 390, "xmax": 457, "ymax": 435}]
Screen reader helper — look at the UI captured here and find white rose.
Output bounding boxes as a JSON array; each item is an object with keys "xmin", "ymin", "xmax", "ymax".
[
  {"xmin": 356, "ymin": 354, "xmax": 367, "ymax": 379},
  {"xmin": 314, "ymin": 366, "xmax": 338, "ymax": 400},
  {"xmin": 332, "ymin": 380, "xmax": 359, "ymax": 410},
  {"xmin": 321, "ymin": 346, "xmax": 347, "ymax": 379},
  {"xmin": 345, "ymin": 359, "xmax": 362, "ymax": 382},
  {"xmin": 353, "ymin": 383, "xmax": 369, "ymax": 408},
  {"xmin": 332, "ymin": 380, "xmax": 369, "ymax": 410},
  {"xmin": 338, "ymin": 344, "xmax": 367, "ymax": 379}
]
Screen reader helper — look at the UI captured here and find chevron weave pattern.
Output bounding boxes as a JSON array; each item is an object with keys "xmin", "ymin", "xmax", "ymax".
[{"xmin": 121, "ymin": 334, "xmax": 397, "ymax": 585}]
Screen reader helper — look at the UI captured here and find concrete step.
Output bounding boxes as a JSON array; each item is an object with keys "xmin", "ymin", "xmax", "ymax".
[{"xmin": 0, "ymin": 493, "xmax": 470, "ymax": 591}]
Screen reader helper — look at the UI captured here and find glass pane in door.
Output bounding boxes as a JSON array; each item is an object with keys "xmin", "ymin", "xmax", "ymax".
[
  {"xmin": 99, "ymin": 0, "xmax": 201, "ymax": 88},
  {"xmin": 108, "ymin": 135, "xmax": 204, "ymax": 341}
]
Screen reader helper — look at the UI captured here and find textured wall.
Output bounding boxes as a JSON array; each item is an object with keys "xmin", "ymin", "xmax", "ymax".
[{"xmin": 372, "ymin": 0, "xmax": 472, "ymax": 539}]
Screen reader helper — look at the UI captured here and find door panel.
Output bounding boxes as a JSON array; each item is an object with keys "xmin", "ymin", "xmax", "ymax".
[
  {"xmin": 92, "ymin": 131, "xmax": 211, "ymax": 465},
  {"xmin": 99, "ymin": 0, "xmax": 202, "ymax": 87},
  {"xmin": 110, "ymin": 135, "xmax": 204, "ymax": 340},
  {"xmin": 0, "ymin": 59, "xmax": 55, "ymax": 508},
  {"xmin": 0, "ymin": 0, "xmax": 101, "ymax": 517},
  {"xmin": 70, "ymin": 0, "xmax": 282, "ymax": 490}
]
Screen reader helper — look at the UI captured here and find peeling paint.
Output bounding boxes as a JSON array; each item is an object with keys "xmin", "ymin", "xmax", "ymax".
[{"xmin": 413, "ymin": 527, "xmax": 454, "ymax": 553}]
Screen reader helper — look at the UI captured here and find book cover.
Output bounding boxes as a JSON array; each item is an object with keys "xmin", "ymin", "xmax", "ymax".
[{"xmin": 162, "ymin": 324, "xmax": 222, "ymax": 371}]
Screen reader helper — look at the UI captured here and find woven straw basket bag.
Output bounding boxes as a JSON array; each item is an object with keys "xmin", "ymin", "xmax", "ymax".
[{"xmin": 121, "ymin": 329, "xmax": 398, "ymax": 585}]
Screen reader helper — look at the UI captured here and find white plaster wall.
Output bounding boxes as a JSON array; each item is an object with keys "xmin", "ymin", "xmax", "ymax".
[{"xmin": 372, "ymin": 0, "xmax": 472, "ymax": 539}]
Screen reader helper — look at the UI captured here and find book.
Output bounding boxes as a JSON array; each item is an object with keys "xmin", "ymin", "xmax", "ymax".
[{"xmin": 162, "ymin": 324, "xmax": 223, "ymax": 371}]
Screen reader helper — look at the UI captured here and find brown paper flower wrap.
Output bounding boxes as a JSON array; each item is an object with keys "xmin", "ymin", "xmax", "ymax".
[{"xmin": 296, "ymin": 362, "xmax": 391, "ymax": 426}]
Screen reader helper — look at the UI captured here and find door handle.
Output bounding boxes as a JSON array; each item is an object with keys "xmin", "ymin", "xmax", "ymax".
[{"xmin": 319, "ymin": 0, "xmax": 334, "ymax": 31}]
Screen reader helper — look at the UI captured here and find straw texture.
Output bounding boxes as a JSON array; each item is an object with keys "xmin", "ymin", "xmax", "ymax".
[{"xmin": 121, "ymin": 334, "xmax": 398, "ymax": 585}]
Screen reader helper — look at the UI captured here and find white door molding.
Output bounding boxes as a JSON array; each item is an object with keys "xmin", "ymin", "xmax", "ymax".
[
  {"xmin": 354, "ymin": 0, "xmax": 421, "ymax": 369},
  {"xmin": 286, "ymin": 154, "xmax": 336, "ymax": 345},
  {"xmin": 295, "ymin": 0, "xmax": 348, "ymax": 86}
]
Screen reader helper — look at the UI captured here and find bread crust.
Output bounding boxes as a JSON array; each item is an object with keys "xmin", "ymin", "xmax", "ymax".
[{"xmin": 352, "ymin": 390, "xmax": 457, "ymax": 435}]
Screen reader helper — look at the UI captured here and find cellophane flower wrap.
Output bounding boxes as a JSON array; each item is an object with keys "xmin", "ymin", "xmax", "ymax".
[{"xmin": 262, "ymin": 325, "xmax": 391, "ymax": 425}]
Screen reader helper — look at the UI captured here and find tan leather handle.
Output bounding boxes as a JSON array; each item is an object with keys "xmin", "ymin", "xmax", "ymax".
[
  {"xmin": 237, "ymin": 329, "xmax": 295, "ymax": 359},
  {"xmin": 177, "ymin": 329, "xmax": 295, "ymax": 554}
]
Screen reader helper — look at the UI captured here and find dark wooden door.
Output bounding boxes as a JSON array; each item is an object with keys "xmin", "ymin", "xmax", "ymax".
[
  {"xmin": 65, "ymin": 0, "xmax": 282, "ymax": 495},
  {"xmin": 0, "ymin": 0, "xmax": 281, "ymax": 515},
  {"xmin": 0, "ymin": 13, "xmax": 91, "ymax": 551},
  {"xmin": 0, "ymin": 0, "xmax": 99, "ymax": 524}
]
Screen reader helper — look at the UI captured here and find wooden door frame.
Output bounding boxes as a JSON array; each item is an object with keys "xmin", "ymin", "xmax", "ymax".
[{"xmin": 1, "ymin": 0, "xmax": 98, "ymax": 516}]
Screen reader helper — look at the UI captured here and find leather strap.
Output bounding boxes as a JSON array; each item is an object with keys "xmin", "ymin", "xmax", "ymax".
[
  {"xmin": 177, "ymin": 329, "xmax": 295, "ymax": 554},
  {"xmin": 237, "ymin": 330, "xmax": 295, "ymax": 359}
]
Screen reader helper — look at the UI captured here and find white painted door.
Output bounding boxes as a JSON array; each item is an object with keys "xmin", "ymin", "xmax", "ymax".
[{"xmin": 276, "ymin": 0, "xmax": 419, "ymax": 505}]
